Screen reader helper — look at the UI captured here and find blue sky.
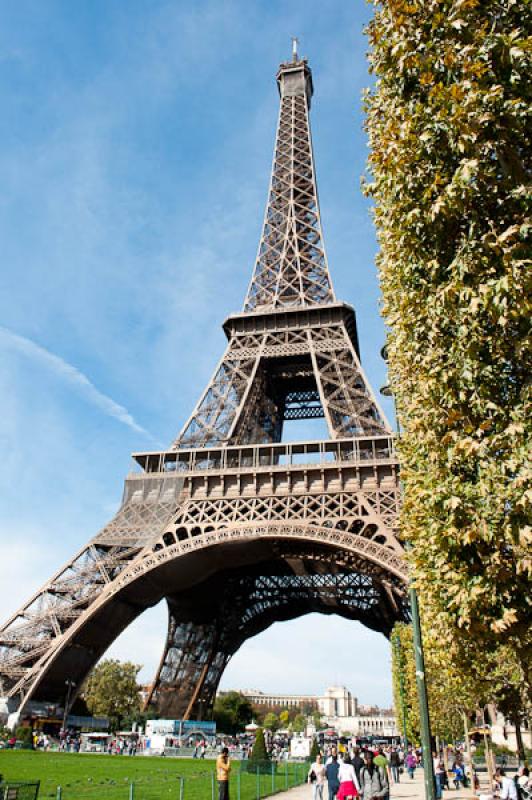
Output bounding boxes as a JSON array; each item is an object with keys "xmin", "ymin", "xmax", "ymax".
[{"xmin": 0, "ymin": 0, "xmax": 395, "ymax": 706}]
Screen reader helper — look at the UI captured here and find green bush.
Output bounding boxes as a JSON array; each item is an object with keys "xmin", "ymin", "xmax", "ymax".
[
  {"xmin": 245, "ymin": 728, "xmax": 271, "ymax": 773},
  {"xmin": 15, "ymin": 727, "xmax": 33, "ymax": 749},
  {"xmin": 310, "ymin": 738, "xmax": 320, "ymax": 761},
  {"xmin": 249, "ymin": 728, "xmax": 269, "ymax": 762}
]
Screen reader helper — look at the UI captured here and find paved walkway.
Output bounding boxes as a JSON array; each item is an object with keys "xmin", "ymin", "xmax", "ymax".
[
  {"xmin": 269, "ymin": 769, "xmax": 476, "ymax": 800},
  {"xmin": 391, "ymin": 771, "xmax": 474, "ymax": 800}
]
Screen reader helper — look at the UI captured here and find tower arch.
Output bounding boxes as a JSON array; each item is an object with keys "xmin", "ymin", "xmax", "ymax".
[{"xmin": 2, "ymin": 519, "xmax": 407, "ymax": 718}]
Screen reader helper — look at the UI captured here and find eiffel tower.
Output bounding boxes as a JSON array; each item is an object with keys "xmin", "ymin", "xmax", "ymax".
[{"xmin": 0, "ymin": 47, "xmax": 407, "ymax": 723}]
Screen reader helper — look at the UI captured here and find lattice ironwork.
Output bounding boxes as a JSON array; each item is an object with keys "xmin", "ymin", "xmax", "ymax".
[
  {"xmin": 0, "ymin": 52, "xmax": 405, "ymax": 723},
  {"xmin": 244, "ymin": 59, "xmax": 334, "ymax": 311},
  {"xmin": 174, "ymin": 322, "xmax": 389, "ymax": 448},
  {"xmin": 148, "ymin": 562, "xmax": 408, "ymax": 718}
]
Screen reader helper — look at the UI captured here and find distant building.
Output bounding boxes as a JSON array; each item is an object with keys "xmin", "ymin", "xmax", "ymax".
[
  {"xmin": 329, "ymin": 711, "xmax": 398, "ymax": 738},
  {"xmin": 223, "ymin": 685, "xmax": 398, "ymax": 737},
  {"xmin": 237, "ymin": 688, "xmax": 317, "ymax": 709},
  {"xmin": 319, "ymin": 686, "xmax": 357, "ymax": 717},
  {"xmin": 477, "ymin": 705, "xmax": 532, "ymax": 755}
]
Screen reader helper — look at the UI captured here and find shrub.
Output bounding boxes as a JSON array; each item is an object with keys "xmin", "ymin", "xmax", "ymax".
[
  {"xmin": 246, "ymin": 728, "xmax": 272, "ymax": 774},
  {"xmin": 310, "ymin": 738, "xmax": 320, "ymax": 761},
  {"xmin": 16, "ymin": 726, "xmax": 33, "ymax": 748}
]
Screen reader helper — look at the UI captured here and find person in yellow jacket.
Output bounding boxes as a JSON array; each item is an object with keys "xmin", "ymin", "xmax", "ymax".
[{"xmin": 216, "ymin": 746, "xmax": 231, "ymax": 800}]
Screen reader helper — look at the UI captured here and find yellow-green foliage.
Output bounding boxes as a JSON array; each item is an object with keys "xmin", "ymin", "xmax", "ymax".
[
  {"xmin": 391, "ymin": 625, "xmax": 419, "ymax": 744},
  {"xmin": 83, "ymin": 658, "xmax": 141, "ymax": 723},
  {"xmin": 365, "ymin": 0, "xmax": 531, "ymax": 683},
  {"xmin": 392, "ymin": 622, "xmax": 483, "ymax": 743}
]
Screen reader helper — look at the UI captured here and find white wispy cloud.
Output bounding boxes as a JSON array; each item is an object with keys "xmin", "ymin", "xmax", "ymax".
[{"xmin": 0, "ymin": 325, "xmax": 150, "ymax": 437}]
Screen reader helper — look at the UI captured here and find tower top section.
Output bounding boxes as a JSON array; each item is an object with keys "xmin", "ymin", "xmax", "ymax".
[
  {"xmin": 244, "ymin": 52, "xmax": 334, "ymax": 312},
  {"xmin": 276, "ymin": 56, "xmax": 314, "ymax": 110}
]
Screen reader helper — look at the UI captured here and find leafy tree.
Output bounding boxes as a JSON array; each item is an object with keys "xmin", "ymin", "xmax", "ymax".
[
  {"xmin": 312, "ymin": 711, "xmax": 323, "ymax": 730},
  {"xmin": 213, "ymin": 691, "xmax": 253, "ymax": 736},
  {"xmin": 391, "ymin": 620, "xmax": 531, "ymax": 752},
  {"xmin": 263, "ymin": 712, "xmax": 279, "ymax": 731},
  {"xmin": 292, "ymin": 713, "xmax": 306, "ymax": 733},
  {"xmin": 279, "ymin": 710, "xmax": 290, "ymax": 729},
  {"xmin": 310, "ymin": 737, "xmax": 321, "ymax": 761},
  {"xmin": 476, "ymin": 644, "xmax": 530, "ymax": 761},
  {"xmin": 391, "ymin": 624, "xmax": 418, "ymax": 744},
  {"xmin": 15, "ymin": 726, "xmax": 33, "ymax": 748},
  {"xmin": 83, "ymin": 659, "xmax": 141, "ymax": 728},
  {"xmin": 365, "ymin": 0, "xmax": 531, "ymax": 701},
  {"xmin": 120, "ymin": 708, "xmax": 158, "ymax": 733},
  {"xmin": 392, "ymin": 622, "xmax": 475, "ymax": 743},
  {"xmin": 248, "ymin": 727, "xmax": 269, "ymax": 765},
  {"xmin": 245, "ymin": 727, "xmax": 271, "ymax": 774}
]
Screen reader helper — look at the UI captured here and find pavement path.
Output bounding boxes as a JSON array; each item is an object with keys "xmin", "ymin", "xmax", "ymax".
[{"xmin": 268, "ymin": 768, "xmax": 476, "ymax": 800}]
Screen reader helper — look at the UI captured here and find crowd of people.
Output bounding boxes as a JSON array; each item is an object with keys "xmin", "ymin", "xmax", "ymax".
[
  {"xmin": 484, "ymin": 767, "xmax": 532, "ymax": 800},
  {"xmin": 308, "ymin": 745, "xmax": 391, "ymax": 800},
  {"xmin": 104, "ymin": 736, "xmax": 139, "ymax": 756},
  {"xmin": 306, "ymin": 743, "xmax": 476, "ymax": 800},
  {"xmin": 305, "ymin": 743, "xmax": 531, "ymax": 800},
  {"xmin": 58, "ymin": 729, "xmax": 81, "ymax": 752}
]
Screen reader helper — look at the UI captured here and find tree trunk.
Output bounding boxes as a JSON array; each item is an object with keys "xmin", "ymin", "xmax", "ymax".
[
  {"xmin": 512, "ymin": 714, "xmax": 526, "ymax": 762},
  {"xmin": 463, "ymin": 712, "xmax": 473, "ymax": 784}
]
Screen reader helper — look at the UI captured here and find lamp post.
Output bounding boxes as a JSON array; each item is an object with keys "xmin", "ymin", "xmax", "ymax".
[{"xmin": 380, "ymin": 359, "xmax": 435, "ymax": 800}]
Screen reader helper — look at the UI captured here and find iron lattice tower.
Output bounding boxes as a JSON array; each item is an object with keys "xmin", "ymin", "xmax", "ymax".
[{"xmin": 0, "ymin": 52, "xmax": 407, "ymax": 722}]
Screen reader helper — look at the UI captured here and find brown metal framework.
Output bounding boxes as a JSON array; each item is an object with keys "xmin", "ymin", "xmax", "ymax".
[{"xmin": 0, "ymin": 52, "xmax": 406, "ymax": 721}]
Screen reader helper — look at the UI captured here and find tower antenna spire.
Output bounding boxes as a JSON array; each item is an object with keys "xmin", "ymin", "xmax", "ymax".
[{"xmin": 291, "ymin": 36, "xmax": 299, "ymax": 62}]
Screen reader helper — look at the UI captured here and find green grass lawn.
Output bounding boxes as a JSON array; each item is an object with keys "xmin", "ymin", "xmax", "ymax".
[{"xmin": 0, "ymin": 750, "xmax": 308, "ymax": 799}]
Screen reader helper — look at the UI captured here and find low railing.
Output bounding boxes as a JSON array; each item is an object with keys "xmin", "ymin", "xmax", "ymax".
[
  {"xmin": 0, "ymin": 783, "xmax": 40, "ymax": 800},
  {"xmin": 50, "ymin": 762, "xmax": 308, "ymax": 800},
  {"xmin": 132, "ymin": 435, "xmax": 397, "ymax": 476}
]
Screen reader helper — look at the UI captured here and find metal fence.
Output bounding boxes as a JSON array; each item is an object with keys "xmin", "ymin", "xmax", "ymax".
[
  {"xmin": 0, "ymin": 783, "xmax": 40, "ymax": 800},
  {"xmin": 52, "ymin": 762, "xmax": 308, "ymax": 800}
]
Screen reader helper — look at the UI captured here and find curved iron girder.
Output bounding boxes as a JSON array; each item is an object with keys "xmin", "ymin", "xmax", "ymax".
[
  {"xmin": 145, "ymin": 553, "xmax": 408, "ymax": 719},
  {"xmin": 4, "ymin": 523, "xmax": 406, "ymax": 716}
]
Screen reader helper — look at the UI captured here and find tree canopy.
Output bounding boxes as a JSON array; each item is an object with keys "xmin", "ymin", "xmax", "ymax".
[
  {"xmin": 83, "ymin": 659, "xmax": 141, "ymax": 727},
  {"xmin": 249, "ymin": 727, "xmax": 269, "ymax": 764},
  {"xmin": 365, "ymin": 0, "xmax": 531, "ymax": 697},
  {"xmin": 391, "ymin": 620, "xmax": 530, "ymax": 757},
  {"xmin": 292, "ymin": 713, "xmax": 307, "ymax": 733},
  {"xmin": 213, "ymin": 691, "xmax": 253, "ymax": 736},
  {"xmin": 263, "ymin": 712, "xmax": 279, "ymax": 731},
  {"xmin": 279, "ymin": 710, "xmax": 290, "ymax": 728}
]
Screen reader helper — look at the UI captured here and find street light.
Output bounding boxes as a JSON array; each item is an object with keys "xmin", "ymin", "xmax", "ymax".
[{"xmin": 380, "ymin": 353, "xmax": 436, "ymax": 800}]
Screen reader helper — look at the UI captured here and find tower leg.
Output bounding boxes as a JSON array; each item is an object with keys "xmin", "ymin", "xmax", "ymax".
[{"xmin": 146, "ymin": 611, "xmax": 230, "ymax": 720}]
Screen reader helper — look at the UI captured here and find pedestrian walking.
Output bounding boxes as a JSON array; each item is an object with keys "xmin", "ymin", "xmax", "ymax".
[
  {"xmin": 390, "ymin": 749, "xmax": 401, "ymax": 783},
  {"xmin": 351, "ymin": 748, "xmax": 365, "ymax": 785},
  {"xmin": 216, "ymin": 746, "xmax": 231, "ymax": 800},
  {"xmin": 452, "ymin": 762, "xmax": 465, "ymax": 790},
  {"xmin": 433, "ymin": 751, "xmax": 444, "ymax": 800},
  {"xmin": 359, "ymin": 751, "xmax": 389, "ymax": 800},
  {"xmin": 374, "ymin": 748, "xmax": 390, "ymax": 791},
  {"xmin": 326, "ymin": 755, "xmax": 341, "ymax": 800},
  {"xmin": 308, "ymin": 753, "xmax": 327, "ymax": 800},
  {"xmin": 337, "ymin": 755, "xmax": 360, "ymax": 800},
  {"xmin": 406, "ymin": 750, "xmax": 417, "ymax": 779}
]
